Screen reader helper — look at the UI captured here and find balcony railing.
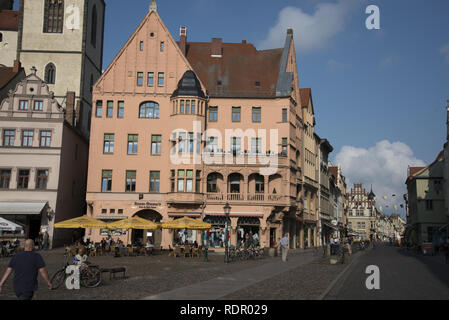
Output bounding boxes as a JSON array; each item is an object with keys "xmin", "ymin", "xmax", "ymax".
[
  {"xmin": 227, "ymin": 193, "xmax": 244, "ymax": 201},
  {"xmin": 205, "ymin": 193, "xmax": 289, "ymax": 205}
]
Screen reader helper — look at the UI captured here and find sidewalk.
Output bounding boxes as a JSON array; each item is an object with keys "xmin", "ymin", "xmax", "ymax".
[{"xmin": 142, "ymin": 250, "xmax": 317, "ymax": 300}]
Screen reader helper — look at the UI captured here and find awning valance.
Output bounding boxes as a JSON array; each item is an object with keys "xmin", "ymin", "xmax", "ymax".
[
  {"xmin": 0, "ymin": 202, "xmax": 47, "ymax": 215},
  {"xmin": 322, "ymin": 221, "xmax": 338, "ymax": 231}
]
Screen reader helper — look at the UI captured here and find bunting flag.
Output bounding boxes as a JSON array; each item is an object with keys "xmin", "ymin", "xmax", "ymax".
[
  {"xmin": 400, "ymin": 204, "xmax": 404, "ymax": 208},
  {"xmin": 393, "ymin": 205, "xmax": 398, "ymax": 211},
  {"xmin": 378, "ymin": 206, "xmax": 383, "ymax": 211},
  {"xmin": 392, "ymin": 194, "xmax": 396, "ymax": 197},
  {"xmin": 383, "ymin": 196, "xmax": 388, "ymax": 200}
]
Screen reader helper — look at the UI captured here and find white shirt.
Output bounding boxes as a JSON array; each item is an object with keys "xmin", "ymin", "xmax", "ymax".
[{"xmin": 279, "ymin": 237, "xmax": 289, "ymax": 247}]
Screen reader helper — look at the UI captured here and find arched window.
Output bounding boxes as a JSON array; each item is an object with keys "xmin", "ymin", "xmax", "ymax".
[
  {"xmin": 43, "ymin": 0, "xmax": 65, "ymax": 33},
  {"xmin": 45, "ymin": 63, "xmax": 56, "ymax": 84},
  {"xmin": 91, "ymin": 5, "xmax": 97, "ymax": 47},
  {"xmin": 139, "ymin": 101, "xmax": 159, "ymax": 119}
]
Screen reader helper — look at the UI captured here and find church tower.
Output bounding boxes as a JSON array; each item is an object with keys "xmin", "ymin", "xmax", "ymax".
[{"xmin": 17, "ymin": 0, "xmax": 105, "ymax": 138}]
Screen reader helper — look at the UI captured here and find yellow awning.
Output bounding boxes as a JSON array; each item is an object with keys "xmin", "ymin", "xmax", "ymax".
[
  {"xmin": 54, "ymin": 215, "xmax": 109, "ymax": 229},
  {"xmin": 161, "ymin": 217, "xmax": 211, "ymax": 230},
  {"xmin": 107, "ymin": 216, "xmax": 159, "ymax": 230}
]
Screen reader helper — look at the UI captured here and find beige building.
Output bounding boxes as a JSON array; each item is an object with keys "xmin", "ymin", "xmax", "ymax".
[
  {"xmin": 347, "ymin": 184, "xmax": 377, "ymax": 241},
  {"xmin": 0, "ymin": 70, "xmax": 89, "ymax": 247},
  {"xmin": 86, "ymin": 2, "xmax": 313, "ymax": 249},
  {"xmin": 329, "ymin": 165, "xmax": 348, "ymax": 240},
  {"xmin": 406, "ymin": 152, "xmax": 447, "ymax": 246},
  {"xmin": 17, "ymin": 0, "xmax": 105, "ymax": 138}
]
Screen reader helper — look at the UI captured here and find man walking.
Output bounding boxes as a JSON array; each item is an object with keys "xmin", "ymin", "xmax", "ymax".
[
  {"xmin": 0, "ymin": 239, "xmax": 52, "ymax": 300},
  {"xmin": 43, "ymin": 231, "xmax": 49, "ymax": 250},
  {"xmin": 279, "ymin": 233, "xmax": 289, "ymax": 262}
]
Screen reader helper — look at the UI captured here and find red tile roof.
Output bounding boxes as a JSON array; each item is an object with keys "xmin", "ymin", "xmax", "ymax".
[
  {"xmin": 182, "ymin": 41, "xmax": 283, "ymax": 98},
  {"xmin": 0, "ymin": 66, "xmax": 19, "ymax": 89},
  {"xmin": 406, "ymin": 151, "xmax": 443, "ymax": 184},
  {"xmin": 0, "ymin": 10, "xmax": 19, "ymax": 31}
]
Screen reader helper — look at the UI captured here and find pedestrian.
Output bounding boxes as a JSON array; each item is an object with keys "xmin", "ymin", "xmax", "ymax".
[
  {"xmin": 43, "ymin": 231, "xmax": 49, "ymax": 250},
  {"xmin": 0, "ymin": 239, "xmax": 52, "ymax": 300},
  {"xmin": 279, "ymin": 233, "xmax": 289, "ymax": 262}
]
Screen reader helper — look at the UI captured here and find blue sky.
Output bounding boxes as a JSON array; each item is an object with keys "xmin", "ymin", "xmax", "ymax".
[
  {"xmin": 97, "ymin": 0, "xmax": 448, "ymax": 216},
  {"xmin": 97, "ymin": 0, "xmax": 449, "ymax": 158}
]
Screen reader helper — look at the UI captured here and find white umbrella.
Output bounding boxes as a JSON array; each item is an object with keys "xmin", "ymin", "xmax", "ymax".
[{"xmin": 0, "ymin": 217, "xmax": 23, "ymax": 232}]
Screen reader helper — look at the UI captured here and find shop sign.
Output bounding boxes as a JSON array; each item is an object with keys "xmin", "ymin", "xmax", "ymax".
[{"xmin": 134, "ymin": 202, "xmax": 161, "ymax": 209}]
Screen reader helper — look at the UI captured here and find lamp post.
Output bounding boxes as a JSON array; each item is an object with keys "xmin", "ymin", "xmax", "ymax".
[{"xmin": 223, "ymin": 202, "xmax": 231, "ymax": 263}]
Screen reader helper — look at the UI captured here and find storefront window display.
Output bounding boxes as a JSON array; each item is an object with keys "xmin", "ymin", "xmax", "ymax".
[
  {"xmin": 204, "ymin": 216, "xmax": 228, "ymax": 248},
  {"xmin": 173, "ymin": 229, "xmax": 197, "ymax": 245},
  {"xmin": 237, "ymin": 217, "xmax": 260, "ymax": 248}
]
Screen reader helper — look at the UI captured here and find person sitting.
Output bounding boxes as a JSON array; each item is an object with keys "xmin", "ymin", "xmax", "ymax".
[
  {"xmin": 193, "ymin": 241, "xmax": 198, "ymax": 249},
  {"xmin": 145, "ymin": 239, "xmax": 154, "ymax": 256},
  {"xmin": 73, "ymin": 248, "xmax": 88, "ymax": 271}
]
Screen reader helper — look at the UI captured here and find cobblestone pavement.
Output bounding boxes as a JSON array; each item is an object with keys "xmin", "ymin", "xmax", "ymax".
[
  {"xmin": 221, "ymin": 253, "xmax": 358, "ymax": 300},
  {"xmin": 0, "ymin": 247, "xmax": 361, "ymax": 300},
  {"xmin": 0, "ymin": 248, "xmax": 313, "ymax": 300}
]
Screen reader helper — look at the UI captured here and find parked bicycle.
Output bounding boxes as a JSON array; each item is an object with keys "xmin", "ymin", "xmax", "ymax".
[
  {"xmin": 51, "ymin": 258, "xmax": 102, "ymax": 289},
  {"xmin": 228, "ymin": 244, "xmax": 264, "ymax": 262}
]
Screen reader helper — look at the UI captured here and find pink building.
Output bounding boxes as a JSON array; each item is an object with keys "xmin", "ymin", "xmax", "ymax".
[{"xmin": 86, "ymin": 2, "xmax": 318, "ymax": 249}]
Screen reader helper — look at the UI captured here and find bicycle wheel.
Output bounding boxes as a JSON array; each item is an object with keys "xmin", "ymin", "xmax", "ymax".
[
  {"xmin": 51, "ymin": 269, "xmax": 66, "ymax": 290},
  {"xmin": 80, "ymin": 266, "xmax": 102, "ymax": 288}
]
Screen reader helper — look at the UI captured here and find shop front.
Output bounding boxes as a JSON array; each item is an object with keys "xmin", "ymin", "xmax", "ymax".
[
  {"xmin": 204, "ymin": 216, "xmax": 227, "ymax": 248},
  {"xmin": 0, "ymin": 202, "xmax": 48, "ymax": 242},
  {"xmin": 236, "ymin": 217, "xmax": 261, "ymax": 248}
]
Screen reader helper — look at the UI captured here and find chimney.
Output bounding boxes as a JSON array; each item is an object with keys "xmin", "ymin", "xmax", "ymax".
[
  {"xmin": 179, "ymin": 26, "xmax": 187, "ymax": 56},
  {"xmin": 242, "ymin": 40, "xmax": 247, "ymax": 44},
  {"xmin": 13, "ymin": 60, "xmax": 21, "ymax": 73},
  {"xmin": 287, "ymin": 28, "xmax": 294, "ymax": 35},
  {"xmin": 211, "ymin": 38, "xmax": 222, "ymax": 58},
  {"xmin": 65, "ymin": 91, "xmax": 75, "ymax": 126}
]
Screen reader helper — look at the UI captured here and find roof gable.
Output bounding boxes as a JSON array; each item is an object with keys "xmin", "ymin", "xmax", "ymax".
[{"xmin": 95, "ymin": 10, "xmax": 202, "ymax": 95}]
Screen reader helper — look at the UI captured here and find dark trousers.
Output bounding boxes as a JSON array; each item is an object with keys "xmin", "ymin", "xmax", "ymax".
[{"xmin": 16, "ymin": 291, "xmax": 34, "ymax": 300}]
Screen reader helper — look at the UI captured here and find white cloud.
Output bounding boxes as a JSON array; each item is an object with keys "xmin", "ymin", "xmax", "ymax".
[
  {"xmin": 258, "ymin": 0, "xmax": 359, "ymax": 53},
  {"xmin": 441, "ymin": 43, "xmax": 449, "ymax": 63},
  {"xmin": 334, "ymin": 140, "xmax": 427, "ymax": 218}
]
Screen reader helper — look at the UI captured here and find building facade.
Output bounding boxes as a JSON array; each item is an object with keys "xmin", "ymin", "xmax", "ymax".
[
  {"xmin": 347, "ymin": 184, "xmax": 377, "ymax": 241},
  {"xmin": 85, "ymin": 2, "xmax": 317, "ymax": 249},
  {"xmin": 406, "ymin": 152, "xmax": 447, "ymax": 246},
  {"xmin": 17, "ymin": 0, "xmax": 106, "ymax": 138},
  {"xmin": 0, "ymin": 70, "xmax": 89, "ymax": 247},
  {"xmin": 329, "ymin": 165, "xmax": 348, "ymax": 240},
  {"xmin": 316, "ymin": 134, "xmax": 334, "ymax": 245}
]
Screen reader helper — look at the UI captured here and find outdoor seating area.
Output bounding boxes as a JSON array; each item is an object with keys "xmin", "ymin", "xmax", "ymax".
[
  {"xmin": 168, "ymin": 244, "xmax": 204, "ymax": 258},
  {"xmin": 64, "ymin": 242, "xmax": 162, "ymax": 258}
]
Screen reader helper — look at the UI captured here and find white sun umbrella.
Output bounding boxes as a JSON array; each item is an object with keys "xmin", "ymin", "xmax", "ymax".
[{"xmin": 0, "ymin": 217, "xmax": 23, "ymax": 232}]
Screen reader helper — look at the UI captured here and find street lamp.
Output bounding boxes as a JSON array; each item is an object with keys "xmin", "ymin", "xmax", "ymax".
[{"xmin": 223, "ymin": 202, "xmax": 231, "ymax": 263}]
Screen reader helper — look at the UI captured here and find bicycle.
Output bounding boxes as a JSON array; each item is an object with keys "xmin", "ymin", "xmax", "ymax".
[{"xmin": 51, "ymin": 258, "xmax": 102, "ymax": 289}]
